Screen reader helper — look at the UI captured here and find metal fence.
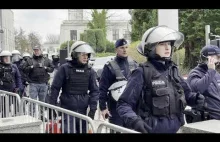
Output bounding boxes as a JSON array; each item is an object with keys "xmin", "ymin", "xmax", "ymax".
[
  {"xmin": 20, "ymin": 97, "xmax": 95, "ymax": 133},
  {"xmin": 0, "ymin": 89, "xmax": 140, "ymax": 134},
  {"xmin": 0, "ymin": 90, "xmax": 21, "ymax": 118},
  {"xmin": 96, "ymin": 121, "xmax": 140, "ymax": 133}
]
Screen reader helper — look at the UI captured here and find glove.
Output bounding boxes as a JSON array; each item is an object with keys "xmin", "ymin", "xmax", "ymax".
[
  {"xmin": 196, "ymin": 93, "xmax": 205, "ymax": 108},
  {"xmin": 88, "ymin": 110, "xmax": 96, "ymax": 119},
  {"xmin": 48, "ymin": 108, "xmax": 57, "ymax": 120},
  {"xmin": 132, "ymin": 118, "xmax": 152, "ymax": 133}
]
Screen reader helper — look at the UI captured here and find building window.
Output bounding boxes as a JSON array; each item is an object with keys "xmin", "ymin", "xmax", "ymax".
[
  {"xmin": 70, "ymin": 30, "xmax": 77, "ymax": 41},
  {"xmin": 112, "ymin": 29, "xmax": 119, "ymax": 40},
  {"xmin": 123, "ymin": 29, "xmax": 130, "ymax": 40}
]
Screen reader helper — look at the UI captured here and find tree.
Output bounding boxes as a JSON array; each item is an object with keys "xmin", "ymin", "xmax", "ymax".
[
  {"xmin": 45, "ymin": 34, "xmax": 60, "ymax": 44},
  {"xmin": 87, "ymin": 9, "xmax": 108, "ymax": 38},
  {"xmin": 86, "ymin": 30, "xmax": 96, "ymax": 51},
  {"xmin": 179, "ymin": 9, "xmax": 220, "ymax": 69},
  {"xmin": 28, "ymin": 32, "xmax": 42, "ymax": 49},
  {"xmin": 14, "ymin": 28, "xmax": 30, "ymax": 53},
  {"xmin": 95, "ymin": 29, "xmax": 106, "ymax": 52},
  {"xmin": 60, "ymin": 40, "xmax": 74, "ymax": 50},
  {"xmin": 130, "ymin": 9, "xmax": 158, "ymax": 41}
]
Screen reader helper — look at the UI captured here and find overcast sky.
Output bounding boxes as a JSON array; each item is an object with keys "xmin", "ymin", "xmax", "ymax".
[{"xmin": 12, "ymin": 9, "xmax": 131, "ymax": 43}]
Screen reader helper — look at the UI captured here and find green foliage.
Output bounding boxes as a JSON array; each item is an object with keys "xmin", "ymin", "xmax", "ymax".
[
  {"xmin": 127, "ymin": 41, "xmax": 146, "ymax": 63},
  {"xmin": 95, "ymin": 29, "xmax": 106, "ymax": 52},
  {"xmin": 96, "ymin": 52, "xmax": 115, "ymax": 57},
  {"xmin": 105, "ymin": 40, "xmax": 115, "ymax": 53},
  {"xmin": 86, "ymin": 30, "xmax": 96, "ymax": 51},
  {"xmin": 179, "ymin": 9, "xmax": 220, "ymax": 69},
  {"xmin": 60, "ymin": 40, "xmax": 74, "ymax": 50},
  {"xmin": 130, "ymin": 9, "xmax": 158, "ymax": 41},
  {"xmin": 80, "ymin": 33, "xmax": 85, "ymax": 41},
  {"xmin": 88, "ymin": 9, "xmax": 108, "ymax": 38}
]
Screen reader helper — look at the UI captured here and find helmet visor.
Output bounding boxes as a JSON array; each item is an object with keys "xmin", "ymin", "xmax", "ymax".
[
  {"xmin": 157, "ymin": 31, "xmax": 184, "ymax": 49},
  {"xmin": 12, "ymin": 54, "xmax": 22, "ymax": 62}
]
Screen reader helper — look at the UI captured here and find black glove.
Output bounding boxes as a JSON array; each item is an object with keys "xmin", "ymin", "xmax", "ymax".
[
  {"xmin": 196, "ymin": 93, "xmax": 205, "ymax": 108},
  {"xmin": 48, "ymin": 108, "xmax": 57, "ymax": 120},
  {"xmin": 88, "ymin": 110, "xmax": 96, "ymax": 119},
  {"xmin": 132, "ymin": 119, "xmax": 152, "ymax": 133}
]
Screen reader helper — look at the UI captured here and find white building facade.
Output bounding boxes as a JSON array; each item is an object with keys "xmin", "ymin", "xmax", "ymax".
[
  {"xmin": 0, "ymin": 9, "xmax": 15, "ymax": 51},
  {"xmin": 42, "ymin": 43, "xmax": 60, "ymax": 59},
  {"xmin": 60, "ymin": 10, "xmax": 131, "ymax": 45}
]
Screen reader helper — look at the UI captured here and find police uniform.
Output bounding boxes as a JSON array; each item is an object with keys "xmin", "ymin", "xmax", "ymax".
[
  {"xmin": 116, "ymin": 26, "xmax": 204, "ymax": 133},
  {"xmin": 99, "ymin": 39, "xmax": 138, "ymax": 126},
  {"xmin": 49, "ymin": 41, "xmax": 99, "ymax": 133},
  {"xmin": 187, "ymin": 45, "xmax": 220, "ymax": 120}
]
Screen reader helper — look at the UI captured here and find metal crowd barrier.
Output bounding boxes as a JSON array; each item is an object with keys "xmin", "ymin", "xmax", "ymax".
[
  {"xmin": 96, "ymin": 121, "xmax": 140, "ymax": 133},
  {"xmin": 0, "ymin": 90, "xmax": 21, "ymax": 118},
  {"xmin": 20, "ymin": 97, "xmax": 96, "ymax": 133}
]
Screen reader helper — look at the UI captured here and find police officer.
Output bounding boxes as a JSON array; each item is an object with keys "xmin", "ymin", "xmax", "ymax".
[
  {"xmin": 22, "ymin": 52, "xmax": 31, "ymax": 62},
  {"xmin": 12, "ymin": 50, "xmax": 26, "ymax": 97},
  {"xmin": 0, "ymin": 50, "xmax": 22, "ymax": 117},
  {"xmin": 116, "ymin": 25, "xmax": 205, "ymax": 133},
  {"xmin": 99, "ymin": 38, "xmax": 138, "ymax": 127},
  {"xmin": 43, "ymin": 51, "xmax": 49, "ymax": 59},
  {"xmin": 22, "ymin": 45, "xmax": 54, "ymax": 119},
  {"xmin": 51, "ymin": 53, "xmax": 60, "ymax": 70},
  {"xmin": 186, "ymin": 45, "xmax": 220, "ymax": 121},
  {"xmin": 49, "ymin": 41, "xmax": 99, "ymax": 133}
]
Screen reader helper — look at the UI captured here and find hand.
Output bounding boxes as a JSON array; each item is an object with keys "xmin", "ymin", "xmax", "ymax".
[
  {"xmin": 44, "ymin": 66, "xmax": 47, "ymax": 70},
  {"xmin": 207, "ymin": 56, "xmax": 216, "ymax": 70},
  {"xmin": 196, "ymin": 93, "xmax": 205, "ymax": 108},
  {"xmin": 101, "ymin": 109, "xmax": 111, "ymax": 120},
  {"xmin": 132, "ymin": 119, "xmax": 152, "ymax": 133},
  {"xmin": 88, "ymin": 110, "xmax": 96, "ymax": 119},
  {"xmin": 30, "ymin": 65, "xmax": 34, "ymax": 69}
]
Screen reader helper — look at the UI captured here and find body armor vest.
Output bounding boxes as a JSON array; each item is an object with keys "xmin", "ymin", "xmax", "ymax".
[
  {"xmin": 28, "ymin": 57, "xmax": 48, "ymax": 82},
  {"xmin": 138, "ymin": 62, "xmax": 186, "ymax": 119},
  {"xmin": 65, "ymin": 65, "xmax": 90, "ymax": 95},
  {"xmin": 0, "ymin": 63, "xmax": 14, "ymax": 90}
]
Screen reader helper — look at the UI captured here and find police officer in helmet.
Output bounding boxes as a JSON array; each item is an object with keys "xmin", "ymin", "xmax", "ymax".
[
  {"xmin": 49, "ymin": 41, "xmax": 99, "ymax": 133},
  {"xmin": 0, "ymin": 50, "xmax": 22, "ymax": 92},
  {"xmin": 186, "ymin": 45, "xmax": 220, "ymax": 122},
  {"xmin": 116, "ymin": 25, "xmax": 205, "ymax": 133},
  {"xmin": 12, "ymin": 50, "xmax": 27, "ymax": 96},
  {"xmin": 99, "ymin": 38, "xmax": 138, "ymax": 127},
  {"xmin": 0, "ymin": 50, "xmax": 22, "ymax": 117},
  {"xmin": 51, "ymin": 53, "xmax": 60, "ymax": 70}
]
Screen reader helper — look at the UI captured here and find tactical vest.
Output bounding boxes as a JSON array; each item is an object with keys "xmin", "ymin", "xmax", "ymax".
[
  {"xmin": 64, "ymin": 64, "xmax": 90, "ymax": 95},
  {"xmin": 0, "ymin": 63, "xmax": 14, "ymax": 90},
  {"xmin": 28, "ymin": 57, "xmax": 48, "ymax": 82},
  {"xmin": 108, "ymin": 57, "xmax": 137, "ymax": 81},
  {"xmin": 138, "ymin": 62, "xmax": 186, "ymax": 119}
]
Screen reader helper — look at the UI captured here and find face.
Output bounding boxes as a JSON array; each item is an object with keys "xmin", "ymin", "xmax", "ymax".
[
  {"xmin": 33, "ymin": 49, "xmax": 41, "ymax": 56},
  {"xmin": 155, "ymin": 42, "xmax": 172, "ymax": 58},
  {"xmin": 116, "ymin": 45, "xmax": 128, "ymax": 57},
  {"xmin": 209, "ymin": 55, "xmax": 220, "ymax": 64},
  {"xmin": 78, "ymin": 52, "xmax": 89, "ymax": 64},
  {"xmin": 3, "ymin": 56, "xmax": 11, "ymax": 64}
]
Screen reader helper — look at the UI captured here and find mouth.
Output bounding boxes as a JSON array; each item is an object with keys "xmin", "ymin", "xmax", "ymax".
[{"xmin": 165, "ymin": 52, "xmax": 170, "ymax": 55}]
